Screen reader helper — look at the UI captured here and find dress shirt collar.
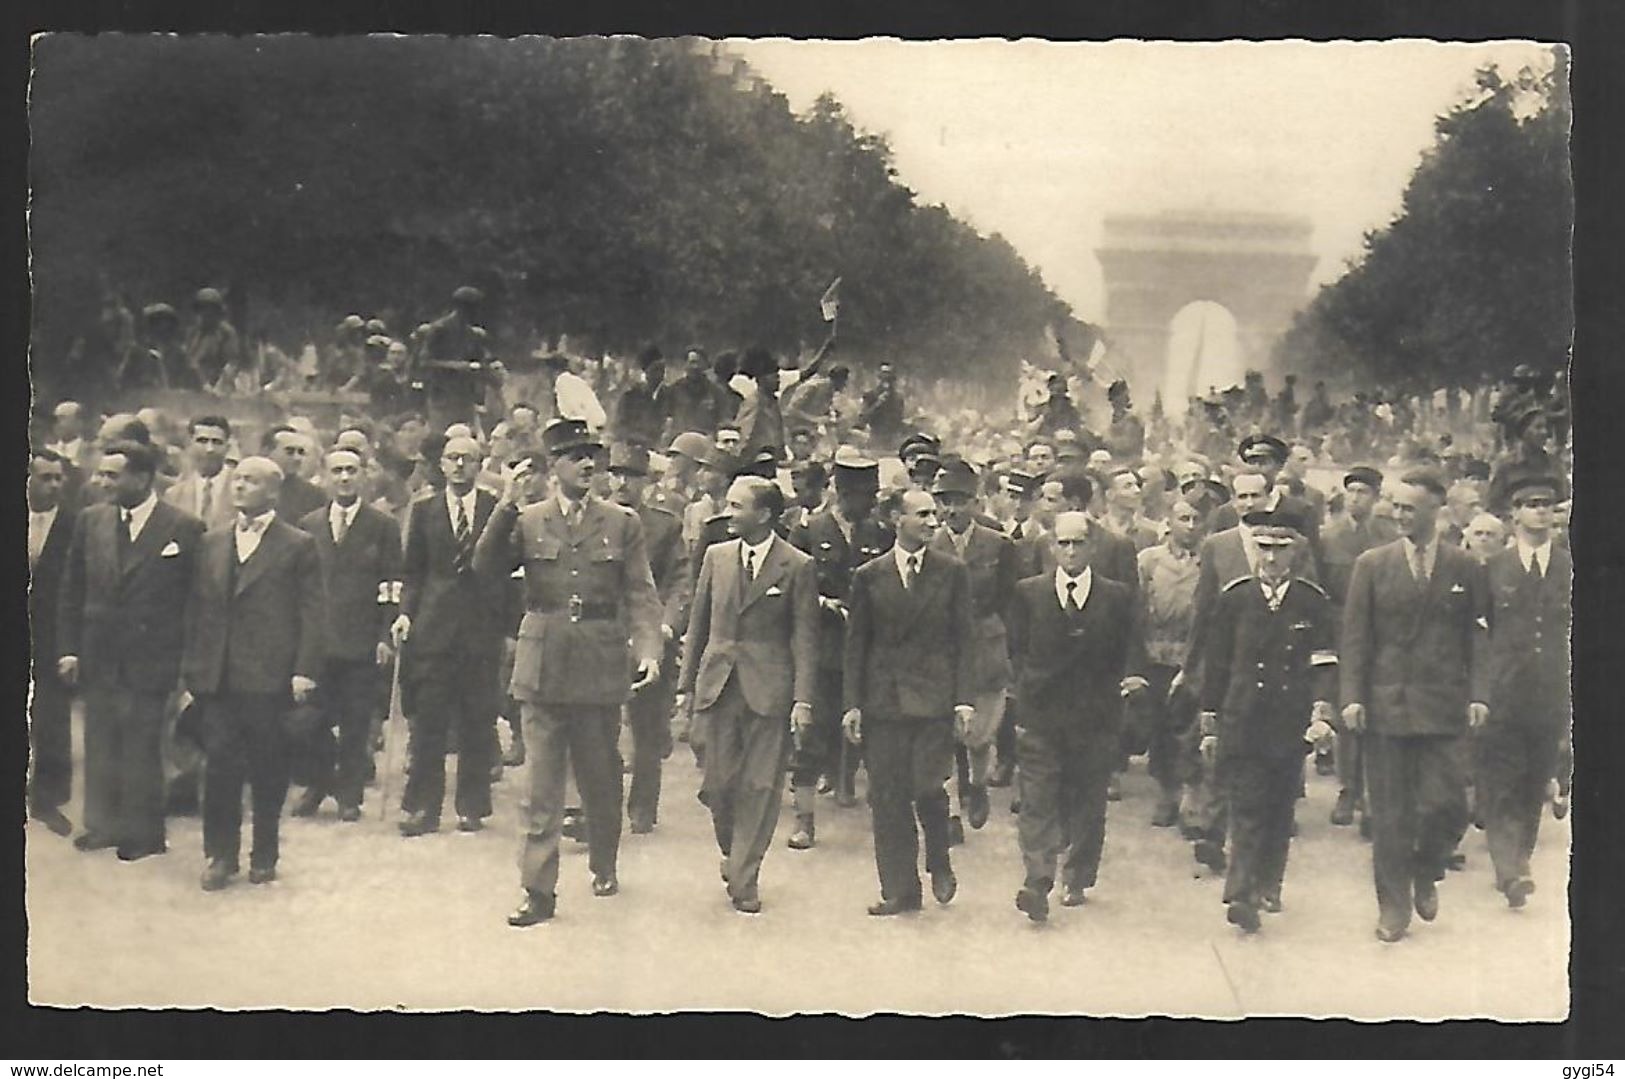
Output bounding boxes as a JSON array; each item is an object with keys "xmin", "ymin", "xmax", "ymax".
[
  {"xmin": 740, "ymin": 534, "xmax": 775, "ymax": 571},
  {"xmin": 235, "ymin": 508, "xmax": 275, "ymax": 533},
  {"xmin": 1401, "ymin": 533, "xmax": 1440, "ymax": 577},
  {"xmin": 555, "ymin": 491, "xmax": 587, "ymax": 522},
  {"xmin": 1516, "ymin": 535, "xmax": 1554, "ymax": 576},
  {"xmin": 445, "ymin": 485, "xmax": 477, "ymax": 520},
  {"xmin": 1259, "ymin": 575, "xmax": 1293, "ymax": 608},
  {"xmin": 1055, "ymin": 565, "xmax": 1094, "ymax": 610},
  {"xmin": 125, "ymin": 492, "xmax": 159, "ymax": 540},
  {"xmin": 30, "ymin": 505, "xmax": 59, "ymax": 526},
  {"xmin": 330, "ymin": 498, "xmax": 361, "ymax": 528},
  {"xmin": 894, "ymin": 543, "xmax": 926, "ymax": 580}
]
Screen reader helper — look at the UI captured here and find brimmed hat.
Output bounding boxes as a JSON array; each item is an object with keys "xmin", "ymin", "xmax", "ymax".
[
  {"xmin": 1238, "ymin": 434, "xmax": 1289, "ymax": 464},
  {"xmin": 1343, "ymin": 466, "xmax": 1384, "ymax": 491},
  {"xmin": 833, "ymin": 446, "xmax": 880, "ymax": 491},
  {"xmin": 898, "ymin": 432, "xmax": 941, "ymax": 460},
  {"xmin": 1505, "ymin": 473, "xmax": 1565, "ymax": 505},
  {"xmin": 932, "ymin": 460, "xmax": 979, "ymax": 498}
]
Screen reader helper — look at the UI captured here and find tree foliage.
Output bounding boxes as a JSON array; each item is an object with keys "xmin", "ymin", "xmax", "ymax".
[
  {"xmin": 29, "ymin": 35, "xmax": 1074, "ymax": 399},
  {"xmin": 1272, "ymin": 59, "xmax": 1572, "ymax": 391}
]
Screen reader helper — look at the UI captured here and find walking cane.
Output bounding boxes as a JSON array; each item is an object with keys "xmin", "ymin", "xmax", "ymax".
[{"xmin": 376, "ymin": 651, "xmax": 406, "ymax": 823}]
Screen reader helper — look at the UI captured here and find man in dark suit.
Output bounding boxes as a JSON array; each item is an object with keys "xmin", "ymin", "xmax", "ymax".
[
  {"xmin": 28, "ymin": 449, "xmax": 78, "ymax": 836},
  {"xmin": 1206, "ymin": 435, "xmax": 1323, "ymax": 574},
  {"xmin": 929, "ymin": 460, "xmax": 1017, "ymax": 837},
  {"xmin": 680, "ymin": 477, "xmax": 819, "ymax": 913},
  {"xmin": 292, "ymin": 448, "xmax": 401, "ymax": 821},
  {"xmin": 1320, "ymin": 466, "xmax": 1400, "ymax": 830},
  {"xmin": 1007, "ymin": 512, "xmax": 1147, "ymax": 922},
  {"xmin": 1479, "ymin": 474, "xmax": 1570, "ymax": 909},
  {"xmin": 475, "ymin": 419, "xmax": 663, "ymax": 927},
  {"xmin": 263, "ymin": 425, "xmax": 329, "ymax": 525},
  {"xmin": 392, "ymin": 435, "xmax": 505, "ymax": 835},
  {"xmin": 842, "ymin": 489, "xmax": 974, "ymax": 916},
  {"xmin": 1341, "ymin": 469, "xmax": 1490, "ymax": 942},
  {"xmin": 785, "ymin": 449, "xmax": 893, "ymax": 847},
  {"xmin": 1199, "ymin": 509, "xmax": 1339, "ymax": 934},
  {"xmin": 58, "ymin": 441, "xmax": 205, "ymax": 859},
  {"xmin": 607, "ymin": 442, "xmax": 691, "ymax": 834},
  {"xmin": 182, "ymin": 455, "xmax": 323, "ymax": 889}
]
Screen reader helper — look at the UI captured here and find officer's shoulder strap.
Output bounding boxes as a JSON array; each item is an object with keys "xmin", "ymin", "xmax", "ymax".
[
  {"xmin": 1294, "ymin": 577, "xmax": 1328, "ymax": 598},
  {"xmin": 1221, "ymin": 575, "xmax": 1255, "ymax": 593}
]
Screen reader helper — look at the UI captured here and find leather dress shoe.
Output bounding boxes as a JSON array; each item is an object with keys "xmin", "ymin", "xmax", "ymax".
[
  {"xmin": 1015, "ymin": 886, "xmax": 1050, "ymax": 923},
  {"xmin": 508, "ymin": 890, "xmax": 556, "ymax": 927},
  {"xmin": 290, "ymin": 790, "xmax": 324, "ymax": 818},
  {"xmin": 1504, "ymin": 877, "xmax": 1536, "ymax": 909},
  {"xmin": 1374, "ymin": 924, "xmax": 1407, "ymax": 943},
  {"xmin": 1150, "ymin": 800, "xmax": 1180, "ymax": 828},
  {"xmin": 1261, "ymin": 894, "xmax": 1283, "ymax": 914},
  {"xmin": 1414, "ymin": 878, "xmax": 1439, "ymax": 922},
  {"xmin": 947, "ymin": 816, "xmax": 966, "ymax": 848},
  {"xmin": 1193, "ymin": 839, "xmax": 1226, "ymax": 873},
  {"xmin": 1314, "ymin": 750, "xmax": 1337, "ymax": 776},
  {"xmin": 1106, "ymin": 775, "xmax": 1122, "ymax": 802},
  {"xmin": 398, "ymin": 812, "xmax": 439, "ymax": 837},
  {"xmin": 987, "ymin": 760, "xmax": 1014, "ymax": 789},
  {"xmin": 816, "ymin": 775, "xmax": 835, "ymax": 795},
  {"xmin": 1227, "ymin": 902, "xmax": 1261, "ymax": 934},
  {"xmin": 31, "ymin": 807, "xmax": 73, "ymax": 837},
  {"xmin": 338, "ymin": 805, "xmax": 362, "ymax": 823},
  {"xmin": 732, "ymin": 895, "xmax": 762, "ymax": 915},
  {"xmin": 629, "ymin": 817, "xmax": 655, "ymax": 835},
  {"xmin": 117, "ymin": 842, "xmax": 167, "ymax": 862},
  {"xmin": 591, "ymin": 874, "xmax": 619, "ymax": 897},
  {"xmin": 1060, "ymin": 886, "xmax": 1088, "ymax": 907},
  {"xmin": 200, "ymin": 860, "xmax": 238, "ymax": 891},
  {"xmin": 931, "ymin": 869, "xmax": 958, "ymax": 905},
  {"xmin": 502, "ymin": 742, "xmax": 527, "ymax": 768},
  {"xmin": 965, "ymin": 785, "xmax": 990, "ymax": 830},
  {"xmin": 560, "ymin": 810, "xmax": 586, "ymax": 843},
  {"xmin": 457, "ymin": 816, "xmax": 484, "ymax": 833},
  {"xmin": 834, "ymin": 786, "xmax": 859, "ymax": 809},
  {"xmin": 786, "ymin": 818, "xmax": 815, "ymax": 850},
  {"xmin": 1329, "ymin": 790, "xmax": 1356, "ymax": 826},
  {"xmin": 1552, "ymin": 792, "xmax": 1569, "ymax": 820},
  {"xmin": 73, "ymin": 831, "xmax": 119, "ymax": 852},
  {"xmin": 248, "ymin": 865, "xmax": 277, "ymax": 885},
  {"xmin": 867, "ymin": 895, "xmax": 923, "ymax": 917}
]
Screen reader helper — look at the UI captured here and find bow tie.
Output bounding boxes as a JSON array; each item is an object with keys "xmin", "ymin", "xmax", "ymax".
[{"xmin": 236, "ymin": 516, "xmax": 270, "ymax": 534}]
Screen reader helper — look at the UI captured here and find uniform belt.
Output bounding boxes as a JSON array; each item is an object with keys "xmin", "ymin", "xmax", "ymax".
[{"xmin": 538, "ymin": 600, "xmax": 620, "ymax": 622}]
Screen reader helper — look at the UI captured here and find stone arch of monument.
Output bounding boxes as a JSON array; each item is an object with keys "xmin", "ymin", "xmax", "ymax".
[{"xmin": 1095, "ymin": 210, "xmax": 1317, "ymax": 399}]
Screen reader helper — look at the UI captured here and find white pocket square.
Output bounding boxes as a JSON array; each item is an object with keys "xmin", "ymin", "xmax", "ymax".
[
  {"xmin": 1449, "ymin": 583, "xmax": 1466, "ymax": 593},
  {"xmin": 160, "ymin": 541, "xmax": 181, "ymax": 557},
  {"xmin": 765, "ymin": 586, "xmax": 784, "ymax": 597}
]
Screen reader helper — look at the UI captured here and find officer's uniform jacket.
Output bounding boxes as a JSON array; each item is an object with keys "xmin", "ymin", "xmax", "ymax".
[
  {"xmin": 929, "ymin": 521, "xmax": 1016, "ymax": 694},
  {"xmin": 791, "ymin": 506, "xmax": 893, "ymax": 672},
  {"xmin": 474, "ymin": 495, "xmax": 661, "ymax": 706},
  {"xmin": 637, "ymin": 502, "xmax": 691, "ymax": 637},
  {"xmin": 1200, "ymin": 575, "xmax": 1338, "ymax": 758},
  {"xmin": 1484, "ymin": 542, "xmax": 1570, "ymax": 728}
]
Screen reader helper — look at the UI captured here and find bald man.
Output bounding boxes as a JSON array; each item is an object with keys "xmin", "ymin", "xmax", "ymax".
[{"xmin": 183, "ymin": 456, "xmax": 324, "ymax": 890}]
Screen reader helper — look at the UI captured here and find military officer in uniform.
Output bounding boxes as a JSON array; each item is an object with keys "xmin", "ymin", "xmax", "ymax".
[
  {"xmin": 474, "ymin": 419, "xmax": 662, "ymax": 927},
  {"xmin": 785, "ymin": 448, "xmax": 894, "ymax": 848},
  {"xmin": 1198, "ymin": 508, "xmax": 1339, "ymax": 934}
]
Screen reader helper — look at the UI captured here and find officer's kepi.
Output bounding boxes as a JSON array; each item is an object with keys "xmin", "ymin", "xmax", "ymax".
[{"xmin": 1242, "ymin": 507, "xmax": 1305, "ymax": 545}]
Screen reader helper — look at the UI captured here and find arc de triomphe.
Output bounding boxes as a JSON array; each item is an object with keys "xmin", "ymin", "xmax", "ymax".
[{"xmin": 1095, "ymin": 209, "xmax": 1317, "ymax": 400}]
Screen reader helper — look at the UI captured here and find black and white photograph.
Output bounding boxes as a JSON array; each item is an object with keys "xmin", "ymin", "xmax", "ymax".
[{"xmin": 22, "ymin": 33, "xmax": 1576, "ymax": 1020}]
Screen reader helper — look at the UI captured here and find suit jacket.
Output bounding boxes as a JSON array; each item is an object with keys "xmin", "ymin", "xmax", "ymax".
[
  {"xmin": 791, "ymin": 506, "xmax": 894, "ymax": 671},
  {"xmin": 58, "ymin": 500, "xmax": 205, "ymax": 694},
  {"xmin": 1484, "ymin": 543, "xmax": 1570, "ymax": 727},
  {"xmin": 300, "ymin": 502, "xmax": 403, "ymax": 663},
  {"xmin": 182, "ymin": 517, "xmax": 323, "ymax": 695},
  {"xmin": 638, "ymin": 504, "xmax": 691, "ymax": 637},
  {"xmin": 679, "ymin": 535, "xmax": 819, "ymax": 719},
  {"xmin": 474, "ymin": 496, "xmax": 662, "ymax": 705},
  {"xmin": 1036, "ymin": 526, "xmax": 1139, "ymax": 594},
  {"xmin": 400, "ymin": 488, "xmax": 505, "ymax": 658},
  {"xmin": 1006, "ymin": 571, "xmax": 1141, "ymax": 736},
  {"xmin": 1339, "ymin": 539, "xmax": 1490, "ymax": 737},
  {"xmin": 29, "ymin": 505, "xmax": 79, "ymax": 677},
  {"xmin": 843, "ymin": 547, "xmax": 973, "ymax": 719},
  {"xmin": 1201, "ymin": 576, "xmax": 1338, "ymax": 757},
  {"xmin": 163, "ymin": 468, "xmax": 238, "ymax": 531},
  {"xmin": 278, "ymin": 474, "xmax": 329, "ymax": 527},
  {"xmin": 930, "ymin": 522, "xmax": 1016, "ymax": 694}
]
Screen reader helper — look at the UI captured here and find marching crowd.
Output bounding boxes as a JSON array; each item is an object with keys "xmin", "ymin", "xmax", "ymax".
[{"xmin": 27, "ymin": 286, "xmax": 1572, "ymax": 940}]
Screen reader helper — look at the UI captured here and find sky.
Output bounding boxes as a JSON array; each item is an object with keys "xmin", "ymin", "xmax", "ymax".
[{"xmin": 731, "ymin": 38, "xmax": 1557, "ymax": 326}]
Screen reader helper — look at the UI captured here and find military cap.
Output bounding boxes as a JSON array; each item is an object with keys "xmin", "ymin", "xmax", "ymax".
[
  {"xmin": 666, "ymin": 430, "xmax": 713, "ymax": 463},
  {"xmin": 898, "ymin": 432, "xmax": 942, "ymax": 461},
  {"xmin": 932, "ymin": 459, "xmax": 979, "ymax": 498},
  {"xmin": 1505, "ymin": 473, "xmax": 1565, "ymax": 506},
  {"xmin": 1343, "ymin": 466, "xmax": 1384, "ymax": 491},
  {"xmin": 1004, "ymin": 470, "xmax": 1041, "ymax": 499},
  {"xmin": 1238, "ymin": 433, "xmax": 1289, "ymax": 463},
  {"xmin": 608, "ymin": 442, "xmax": 651, "ymax": 476},
  {"xmin": 1181, "ymin": 476, "xmax": 1231, "ymax": 508},
  {"xmin": 833, "ymin": 446, "xmax": 881, "ymax": 491},
  {"xmin": 337, "ymin": 314, "xmax": 366, "ymax": 332},
  {"xmin": 193, "ymin": 287, "xmax": 224, "ymax": 307},
  {"xmin": 541, "ymin": 417, "xmax": 601, "ymax": 457},
  {"xmin": 1242, "ymin": 507, "xmax": 1308, "ymax": 542},
  {"xmin": 365, "ymin": 334, "xmax": 392, "ymax": 352},
  {"xmin": 690, "ymin": 441, "xmax": 732, "ymax": 472},
  {"xmin": 142, "ymin": 302, "xmax": 177, "ymax": 321},
  {"xmin": 734, "ymin": 448, "xmax": 779, "ymax": 480},
  {"xmin": 452, "ymin": 286, "xmax": 484, "ymax": 305}
]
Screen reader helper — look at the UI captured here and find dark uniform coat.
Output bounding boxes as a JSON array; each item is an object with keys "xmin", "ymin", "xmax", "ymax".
[{"xmin": 793, "ymin": 507, "xmax": 894, "ymax": 673}]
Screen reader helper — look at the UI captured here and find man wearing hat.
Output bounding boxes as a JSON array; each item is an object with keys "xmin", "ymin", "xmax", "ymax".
[
  {"xmin": 1198, "ymin": 508, "xmax": 1338, "ymax": 933},
  {"xmin": 929, "ymin": 459, "xmax": 1018, "ymax": 837},
  {"xmin": 183, "ymin": 287, "xmax": 243, "ymax": 392},
  {"xmin": 1207, "ymin": 435, "xmax": 1322, "ymax": 574},
  {"xmin": 1487, "ymin": 406, "xmax": 1561, "ymax": 517},
  {"xmin": 651, "ymin": 430, "xmax": 709, "ymax": 521},
  {"xmin": 474, "ymin": 419, "xmax": 662, "ymax": 926},
  {"xmin": 786, "ymin": 447, "xmax": 894, "ymax": 844},
  {"xmin": 1477, "ymin": 474, "xmax": 1570, "ymax": 910},
  {"xmin": 1341, "ymin": 468, "xmax": 1491, "ymax": 942},
  {"xmin": 607, "ymin": 442, "xmax": 690, "ymax": 834},
  {"xmin": 1320, "ymin": 465, "xmax": 1399, "ymax": 830},
  {"xmin": 414, "ymin": 287, "xmax": 500, "ymax": 431},
  {"xmin": 897, "ymin": 433, "xmax": 943, "ymax": 491}
]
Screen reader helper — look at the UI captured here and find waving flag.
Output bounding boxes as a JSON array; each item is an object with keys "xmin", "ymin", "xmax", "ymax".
[{"xmin": 819, "ymin": 277, "xmax": 842, "ymax": 323}]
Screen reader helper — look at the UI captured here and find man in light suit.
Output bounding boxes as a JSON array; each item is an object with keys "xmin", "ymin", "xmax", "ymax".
[
  {"xmin": 680, "ymin": 476, "xmax": 819, "ymax": 913},
  {"xmin": 182, "ymin": 456, "xmax": 323, "ymax": 889},
  {"xmin": 843, "ymin": 489, "xmax": 975, "ymax": 916},
  {"xmin": 1008, "ymin": 512, "xmax": 1147, "ymax": 921},
  {"xmin": 1341, "ymin": 469, "xmax": 1490, "ymax": 942},
  {"xmin": 1478, "ymin": 474, "xmax": 1570, "ymax": 909},
  {"xmin": 58, "ymin": 441, "xmax": 205, "ymax": 859},
  {"xmin": 28, "ymin": 449, "xmax": 79, "ymax": 836},
  {"xmin": 164, "ymin": 415, "xmax": 237, "ymax": 531},
  {"xmin": 292, "ymin": 449, "xmax": 401, "ymax": 821}
]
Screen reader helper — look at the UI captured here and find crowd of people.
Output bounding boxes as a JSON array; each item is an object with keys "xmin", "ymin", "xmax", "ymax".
[{"xmin": 27, "ymin": 284, "xmax": 1572, "ymax": 939}]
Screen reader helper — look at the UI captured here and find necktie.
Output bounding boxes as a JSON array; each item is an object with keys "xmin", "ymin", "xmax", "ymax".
[
  {"xmin": 1410, "ymin": 545, "xmax": 1428, "ymax": 583},
  {"xmin": 453, "ymin": 499, "xmax": 473, "ymax": 574},
  {"xmin": 1011, "ymin": 522, "xmax": 1024, "ymax": 540},
  {"xmin": 744, "ymin": 548, "xmax": 757, "ymax": 581},
  {"xmin": 904, "ymin": 553, "xmax": 921, "ymax": 589},
  {"xmin": 199, "ymin": 476, "xmax": 213, "ymax": 520},
  {"xmin": 1066, "ymin": 579, "xmax": 1080, "ymax": 612},
  {"xmin": 1528, "ymin": 551, "xmax": 1543, "ymax": 580},
  {"xmin": 120, "ymin": 508, "xmax": 135, "ymax": 553},
  {"xmin": 334, "ymin": 506, "xmax": 350, "ymax": 545}
]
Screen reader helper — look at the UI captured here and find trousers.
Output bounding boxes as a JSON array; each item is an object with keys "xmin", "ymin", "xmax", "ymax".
[
  {"xmin": 865, "ymin": 714, "xmax": 955, "ymax": 902},
  {"xmin": 790, "ymin": 665, "xmax": 852, "ymax": 792},
  {"xmin": 201, "ymin": 692, "xmax": 290, "ymax": 870},
  {"xmin": 83, "ymin": 685, "xmax": 168, "ymax": 848},
  {"xmin": 1477, "ymin": 720, "xmax": 1564, "ymax": 890},
  {"xmin": 625, "ymin": 637, "xmax": 678, "ymax": 828},
  {"xmin": 1138, "ymin": 664, "xmax": 1195, "ymax": 796},
  {"xmin": 28, "ymin": 672, "xmax": 73, "ymax": 813},
  {"xmin": 1015, "ymin": 723, "xmax": 1115, "ymax": 892},
  {"xmin": 517, "ymin": 702, "xmax": 623, "ymax": 897},
  {"xmin": 1364, "ymin": 732, "xmax": 1469, "ymax": 931},
  {"xmin": 1221, "ymin": 753, "xmax": 1300, "ymax": 907},
  {"xmin": 297, "ymin": 659, "xmax": 379, "ymax": 810},
  {"xmin": 697, "ymin": 678, "xmax": 792, "ymax": 902},
  {"xmin": 402, "ymin": 650, "xmax": 498, "ymax": 822}
]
